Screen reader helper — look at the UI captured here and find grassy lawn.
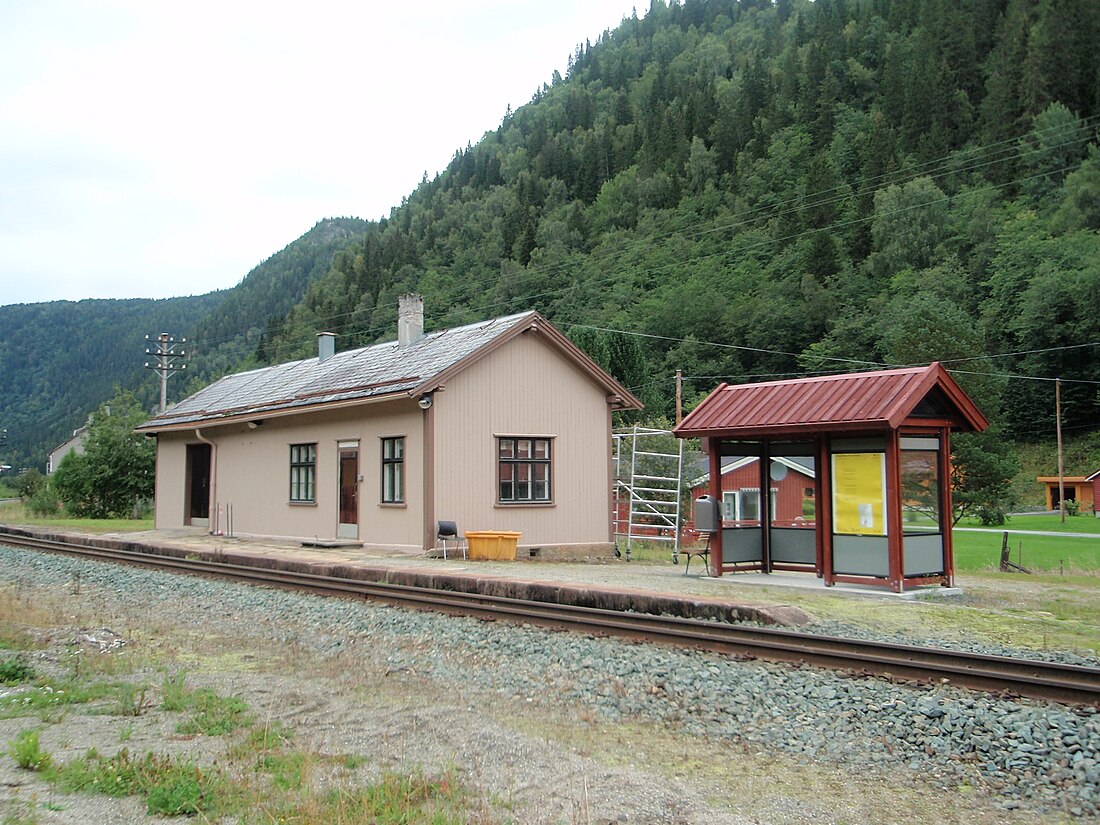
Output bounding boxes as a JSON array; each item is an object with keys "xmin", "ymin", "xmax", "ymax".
[
  {"xmin": 959, "ymin": 513, "xmax": 1100, "ymax": 534},
  {"xmin": 0, "ymin": 499, "xmax": 152, "ymax": 533},
  {"xmin": 953, "ymin": 529, "xmax": 1100, "ymax": 573}
]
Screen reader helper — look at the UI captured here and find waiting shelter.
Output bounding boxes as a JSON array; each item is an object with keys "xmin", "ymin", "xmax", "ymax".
[{"xmin": 672, "ymin": 363, "xmax": 988, "ymax": 592}]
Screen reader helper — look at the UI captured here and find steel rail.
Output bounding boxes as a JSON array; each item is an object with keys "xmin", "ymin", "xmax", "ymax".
[{"xmin": 3, "ymin": 530, "xmax": 1098, "ymax": 705}]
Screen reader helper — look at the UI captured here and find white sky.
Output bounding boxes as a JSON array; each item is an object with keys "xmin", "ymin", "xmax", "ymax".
[{"xmin": 0, "ymin": 0, "xmax": 639, "ymax": 306}]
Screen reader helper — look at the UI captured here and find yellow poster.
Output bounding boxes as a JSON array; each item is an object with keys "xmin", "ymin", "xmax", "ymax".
[{"xmin": 832, "ymin": 453, "xmax": 887, "ymax": 535}]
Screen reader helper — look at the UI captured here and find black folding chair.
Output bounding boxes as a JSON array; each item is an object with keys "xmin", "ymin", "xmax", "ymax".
[{"xmin": 436, "ymin": 520, "xmax": 466, "ymax": 560}]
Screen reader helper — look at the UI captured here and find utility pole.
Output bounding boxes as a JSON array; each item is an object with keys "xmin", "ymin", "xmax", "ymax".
[
  {"xmin": 675, "ymin": 369, "xmax": 683, "ymax": 425},
  {"xmin": 1056, "ymin": 377, "xmax": 1065, "ymax": 523},
  {"xmin": 144, "ymin": 333, "xmax": 188, "ymax": 414}
]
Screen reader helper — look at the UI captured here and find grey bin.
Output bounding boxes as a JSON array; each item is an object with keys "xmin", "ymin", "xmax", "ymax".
[{"xmin": 694, "ymin": 495, "xmax": 719, "ymax": 533}]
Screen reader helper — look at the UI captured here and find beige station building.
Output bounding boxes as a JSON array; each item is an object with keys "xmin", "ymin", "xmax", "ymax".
[{"xmin": 137, "ymin": 296, "xmax": 643, "ymax": 557}]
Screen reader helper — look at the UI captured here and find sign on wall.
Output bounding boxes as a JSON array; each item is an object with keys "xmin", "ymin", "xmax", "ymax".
[{"xmin": 832, "ymin": 452, "xmax": 887, "ymax": 536}]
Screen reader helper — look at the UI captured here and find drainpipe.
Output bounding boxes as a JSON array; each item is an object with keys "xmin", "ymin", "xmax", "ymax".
[{"xmin": 195, "ymin": 428, "xmax": 217, "ymax": 535}]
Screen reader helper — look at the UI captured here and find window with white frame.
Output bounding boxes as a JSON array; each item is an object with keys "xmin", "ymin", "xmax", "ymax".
[{"xmin": 721, "ymin": 488, "xmax": 777, "ymax": 522}]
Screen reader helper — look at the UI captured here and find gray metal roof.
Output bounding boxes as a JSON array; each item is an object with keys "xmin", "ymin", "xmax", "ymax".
[{"xmin": 139, "ymin": 311, "xmax": 536, "ymax": 430}]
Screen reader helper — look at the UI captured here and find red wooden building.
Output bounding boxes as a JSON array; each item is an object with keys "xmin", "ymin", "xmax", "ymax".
[
  {"xmin": 673, "ymin": 363, "xmax": 988, "ymax": 592},
  {"xmin": 688, "ymin": 456, "xmax": 816, "ymax": 527}
]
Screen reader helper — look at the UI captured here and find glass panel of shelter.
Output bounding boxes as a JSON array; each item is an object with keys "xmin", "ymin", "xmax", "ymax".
[
  {"xmin": 718, "ymin": 440, "xmax": 819, "ymax": 573},
  {"xmin": 768, "ymin": 442, "xmax": 817, "ymax": 569},
  {"xmin": 718, "ymin": 442, "xmax": 765, "ymax": 568},
  {"xmin": 899, "ymin": 435, "xmax": 946, "ymax": 577}
]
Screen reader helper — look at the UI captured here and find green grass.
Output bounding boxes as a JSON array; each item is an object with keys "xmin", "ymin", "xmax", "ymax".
[
  {"xmin": 0, "ymin": 499, "xmax": 152, "ymax": 533},
  {"xmin": 953, "ymin": 529, "xmax": 1100, "ymax": 573},
  {"xmin": 8, "ymin": 728, "xmax": 51, "ymax": 771},
  {"xmin": 959, "ymin": 513, "xmax": 1100, "ymax": 534},
  {"xmin": 49, "ymin": 748, "xmax": 219, "ymax": 816}
]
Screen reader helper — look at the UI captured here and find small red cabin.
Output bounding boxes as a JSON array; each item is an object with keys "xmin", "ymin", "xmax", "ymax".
[{"xmin": 689, "ymin": 456, "xmax": 815, "ymax": 527}]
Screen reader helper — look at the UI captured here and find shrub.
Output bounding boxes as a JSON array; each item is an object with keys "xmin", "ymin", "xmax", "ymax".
[
  {"xmin": 8, "ymin": 729, "xmax": 51, "ymax": 771},
  {"xmin": 26, "ymin": 485, "xmax": 62, "ymax": 517},
  {"xmin": 0, "ymin": 656, "xmax": 35, "ymax": 684},
  {"xmin": 14, "ymin": 469, "xmax": 44, "ymax": 501}
]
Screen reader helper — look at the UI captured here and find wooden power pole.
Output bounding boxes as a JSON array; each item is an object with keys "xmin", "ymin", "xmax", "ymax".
[
  {"xmin": 675, "ymin": 369, "xmax": 683, "ymax": 425},
  {"xmin": 1056, "ymin": 377, "xmax": 1065, "ymax": 523},
  {"xmin": 144, "ymin": 333, "xmax": 188, "ymax": 414}
]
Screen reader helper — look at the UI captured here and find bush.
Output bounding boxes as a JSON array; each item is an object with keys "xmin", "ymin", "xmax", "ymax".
[
  {"xmin": 51, "ymin": 390, "xmax": 154, "ymax": 519},
  {"xmin": 0, "ymin": 656, "xmax": 35, "ymax": 684},
  {"xmin": 26, "ymin": 486, "xmax": 62, "ymax": 517},
  {"xmin": 14, "ymin": 469, "xmax": 45, "ymax": 501}
]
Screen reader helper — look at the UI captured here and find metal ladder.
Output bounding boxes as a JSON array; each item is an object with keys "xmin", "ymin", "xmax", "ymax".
[{"xmin": 612, "ymin": 426, "xmax": 683, "ymax": 561}]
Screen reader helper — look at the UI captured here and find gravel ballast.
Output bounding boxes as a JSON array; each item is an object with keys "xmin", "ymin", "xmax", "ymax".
[{"xmin": 1, "ymin": 544, "xmax": 1098, "ymax": 822}]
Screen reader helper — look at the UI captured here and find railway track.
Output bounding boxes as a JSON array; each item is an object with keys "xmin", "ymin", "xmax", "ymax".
[{"xmin": 2, "ymin": 529, "xmax": 1099, "ymax": 706}]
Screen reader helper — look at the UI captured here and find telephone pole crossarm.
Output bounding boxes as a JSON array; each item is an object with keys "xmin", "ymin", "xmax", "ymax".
[{"xmin": 144, "ymin": 332, "xmax": 188, "ymax": 414}]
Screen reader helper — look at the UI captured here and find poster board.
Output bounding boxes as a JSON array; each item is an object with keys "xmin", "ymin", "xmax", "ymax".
[{"xmin": 831, "ymin": 452, "xmax": 887, "ymax": 536}]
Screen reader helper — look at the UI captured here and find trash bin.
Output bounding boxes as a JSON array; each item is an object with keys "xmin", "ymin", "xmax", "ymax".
[{"xmin": 465, "ymin": 530, "xmax": 522, "ymax": 560}]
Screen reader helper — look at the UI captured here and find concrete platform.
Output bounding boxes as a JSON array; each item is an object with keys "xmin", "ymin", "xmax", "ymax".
[
  {"xmin": 706, "ymin": 569, "xmax": 963, "ymax": 600},
  {"xmin": 0, "ymin": 525, "xmax": 957, "ymax": 630}
]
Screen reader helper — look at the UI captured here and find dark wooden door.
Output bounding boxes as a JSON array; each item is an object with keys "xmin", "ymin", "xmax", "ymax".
[
  {"xmin": 186, "ymin": 443, "xmax": 211, "ymax": 522},
  {"xmin": 339, "ymin": 448, "xmax": 358, "ymax": 527}
]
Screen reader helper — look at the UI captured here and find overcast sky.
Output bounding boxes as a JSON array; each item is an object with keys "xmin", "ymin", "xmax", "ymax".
[{"xmin": 0, "ymin": 1, "xmax": 639, "ymax": 306}]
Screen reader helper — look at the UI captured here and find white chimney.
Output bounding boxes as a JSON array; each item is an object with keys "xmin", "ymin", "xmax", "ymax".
[
  {"xmin": 317, "ymin": 332, "xmax": 336, "ymax": 362},
  {"xmin": 398, "ymin": 293, "xmax": 424, "ymax": 348}
]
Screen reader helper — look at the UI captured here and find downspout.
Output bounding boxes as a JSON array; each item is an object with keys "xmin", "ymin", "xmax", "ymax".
[
  {"xmin": 420, "ymin": 395, "xmax": 436, "ymax": 552},
  {"xmin": 194, "ymin": 428, "xmax": 217, "ymax": 535}
]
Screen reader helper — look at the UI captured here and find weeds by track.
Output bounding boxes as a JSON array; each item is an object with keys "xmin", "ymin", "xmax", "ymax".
[{"xmin": 2, "ymin": 528, "xmax": 1098, "ymax": 706}]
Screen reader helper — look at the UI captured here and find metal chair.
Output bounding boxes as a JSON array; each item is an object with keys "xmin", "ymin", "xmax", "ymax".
[{"xmin": 436, "ymin": 520, "xmax": 466, "ymax": 560}]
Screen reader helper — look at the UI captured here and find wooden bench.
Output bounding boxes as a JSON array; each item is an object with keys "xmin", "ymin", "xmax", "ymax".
[{"xmin": 679, "ymin": 532, "xmax": 712, "ymax": 576}]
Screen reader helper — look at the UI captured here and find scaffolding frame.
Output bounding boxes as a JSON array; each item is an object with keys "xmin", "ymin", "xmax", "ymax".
[{"xmin": 612, "ymin": 426, "xmax": 684, "ymax": 561}]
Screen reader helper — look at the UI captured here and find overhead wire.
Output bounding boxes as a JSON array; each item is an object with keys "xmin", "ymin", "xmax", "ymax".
[
  {"xmin": 186, "ymin": 110, "xmax": 1096, "ymax": 358},
  {"xmin": 180, "ymin": 114, "xmax": 1100, "ymax": 389}
]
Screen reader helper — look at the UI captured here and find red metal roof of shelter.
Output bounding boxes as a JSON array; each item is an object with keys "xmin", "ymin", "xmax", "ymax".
[{"xmin": 673, "ymin": 362, "xmax": 988, "ymax": 439}]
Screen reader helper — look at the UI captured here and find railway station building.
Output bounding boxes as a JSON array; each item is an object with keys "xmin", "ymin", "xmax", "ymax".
[
  {"xmin": 673, "ymin": 363, "xmax": 988, "ymax": 592},
  {"xmin": 137, "ymin": 295, "xmax": 642, "ymax": 556}
]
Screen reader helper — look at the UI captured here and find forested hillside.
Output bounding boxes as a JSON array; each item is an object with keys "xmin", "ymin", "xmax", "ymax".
[
  {"xmin": 0, "ymin": 218, "xmax": 367, "ymax": 470},
  {"xmin": 254, "ymin": 0, "xmax": 1098, "ymax": 448},
  {"xmin": 0, "ymin": 294, "xmax": 225, "ymax": 471},
  {"xmin": 4, "ymin": 0, "xmax": 1098, "ymax": 477},
  {"xmin": 184, "ymin": 217, "xmax": 369, "ymax": 385}
]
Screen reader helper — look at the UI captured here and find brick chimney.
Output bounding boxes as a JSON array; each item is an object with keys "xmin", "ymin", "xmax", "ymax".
[{"xmin": 397, "ymin": 293, "xmax": 424, "ymax": 348}]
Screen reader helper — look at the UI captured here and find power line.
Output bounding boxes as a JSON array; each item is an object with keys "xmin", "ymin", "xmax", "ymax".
[
  {"xmin": 180, "ymin": 120, "xmax": 1099, "ymax": 373},
  {"xmin": 939, "ymin": 342, "xmax": 1100, "ymax": 364}
]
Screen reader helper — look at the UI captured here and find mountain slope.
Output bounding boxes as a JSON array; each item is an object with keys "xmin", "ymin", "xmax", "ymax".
[
  {"xmin": 0, "ymin": 217, "xmax": 368, "ymax": 470},
  {"xmin": 0, "ymin": 294, "xmax": 225, "ymax": 471},
  {"xmin": 261, "ymin": 0, "xmax": 1100, "ymax": 440},
  {"xmin": 183, "ymin": 217, "xmax": 369, "ymax": 384}
]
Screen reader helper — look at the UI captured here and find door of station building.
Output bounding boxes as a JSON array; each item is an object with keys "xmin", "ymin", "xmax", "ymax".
[
  {"xmin": 338, "ymin": 442, "xmax": 359, "ymax": 539},
  {"xmin": 185, "ymin": 443, "xmax": 211, "ymax": 526}
]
